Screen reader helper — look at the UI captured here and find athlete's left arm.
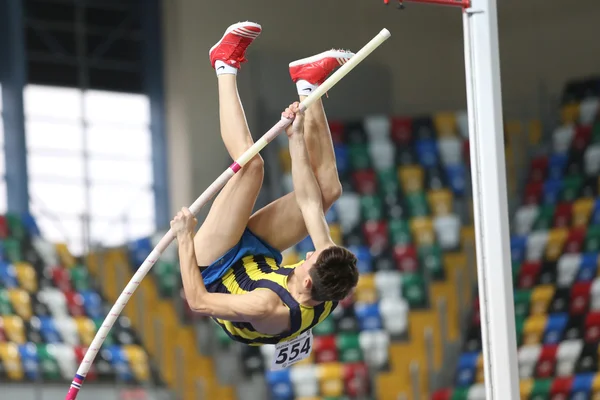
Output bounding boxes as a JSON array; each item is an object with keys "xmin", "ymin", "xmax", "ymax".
[{"xmin": 177, "ymin": 232, "xmax": 274, "ymax": 321}]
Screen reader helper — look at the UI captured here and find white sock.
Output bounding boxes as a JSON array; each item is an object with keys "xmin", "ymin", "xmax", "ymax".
[
  {"xmin": 215, "ymin": 60, "xmax": 238, "ymax": 76},
  {"xmin": 296, "ymin": 79, "xmax": 318, "ymax": 96}
]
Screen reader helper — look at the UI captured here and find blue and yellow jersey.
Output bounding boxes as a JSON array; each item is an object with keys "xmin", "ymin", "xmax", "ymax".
[{"xmin": 207, "ymin": 254, "xmax": 337, "ymax": 345}]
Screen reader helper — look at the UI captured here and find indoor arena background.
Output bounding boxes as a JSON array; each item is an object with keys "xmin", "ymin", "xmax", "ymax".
[{"xmin": 0, "ymin": 0, "xmax": 599, "ymax": 399}]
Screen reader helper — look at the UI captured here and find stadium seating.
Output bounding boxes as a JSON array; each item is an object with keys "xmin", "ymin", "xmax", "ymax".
[
  {"xmin": 433, "ymin": 77, "xmax": 600, "ymax": 399},
  {"xmin": 0, "ymin": 213, "xmax": 151, "ymax": 385}
]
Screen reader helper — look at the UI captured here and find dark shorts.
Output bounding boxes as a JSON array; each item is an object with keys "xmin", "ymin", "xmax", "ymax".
[{"xmin": 200, "ymin": 228, "xmax": 283, "ymax": 287}]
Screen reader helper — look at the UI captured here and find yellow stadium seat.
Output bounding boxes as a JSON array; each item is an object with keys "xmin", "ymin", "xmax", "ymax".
[
  {"xmin": 55, "ymin": 243, "xmax": 76, "ymax": 268},
  {"xmin": 476, "ymin": 353, "xmax": 484, "ymax": 383},
  {"xmin": 296, "ymin": 397, "xmax": 319, "ymax": 400},
  {"xmin": 410, "ymin": 217, "xmax": 435, "ymax": 247},
  {"xmin": 433, "ymin": 112, "xmax": 457, "ymax": 137},
  {"xmin": 520, "ymin": 378, "xmax": 533, "ymax": 399},
  {"xmin": 544, "ymin": 228, "xmax": 569, "ymax": 262},
  {"xmin": 505, "ymin": 120, "xmax": 523, "ymax": 141},
  {"xmin": 355, "ymin": 274, "xmax": 377, "ymax": 303},
  {"xmin": 592, "ymin": 373, "xmax": 600, "ymax": 399},
  {"xmin": 3, "ymin": 315, "xmax": 26, "ymax": 344},
  {"xmin": 318, "ymin": 362, "xmax": 344, "ymax": 398},
  {"xmin": 14, "ymin": 262, "xmax": 37, "ymax": 293},
  {"xmin": 279, "ymin": 148, "xmax": 292, "ymax": 173},
  {"xmin": 530, "ymin": 285, "xmax": 555, "ymax": 316},
  {"xmin": 7, "ymin": 289, "xmax": 32, "ymax": 321},
  {"xmin": 523, "ymin": 315, "xmax": 548, "ymax": 345},
  {"xmin": 427, "ymin": 189, "xmax": 453, "ymax": 216},
  {"xmin": 281, "ymin": 250, "xmax": 300, "ymax": 266},
  {"xmin": 561, "ymin": 104, "xmax": 580, "ymax": 125},
  {"xmin": 75, "ymin": 316, "xmax": 97, "ymax": 347},
  {"xmin": 0, "ymin": 342, "xmax": 24, "ymax": 380},
  {"xmin": 329, "ymin": 224, "xmax": 343, "ymax": 246},
  {"xmin": 572, "ymin": 198, "xmax": 595, "ymax": 227},
  {"xmin": 528, "ymin": 120, "xmax": 543, "ymax": 146},
  {"xmin": 398, "ymin": 165, "xmax": 424, "ymax": 193},
  {"xmin": 123, "ymin": 344, "xmax": 150, "ymax": 382}
]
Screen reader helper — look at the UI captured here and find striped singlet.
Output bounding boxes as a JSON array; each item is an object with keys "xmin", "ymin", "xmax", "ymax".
[{"xmin": 207, "ymin": 254, "xmax": 338, "ymax": 345}]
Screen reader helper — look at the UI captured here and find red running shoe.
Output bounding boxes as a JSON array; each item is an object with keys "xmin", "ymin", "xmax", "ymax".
[
  {"xmin": 209, "ymin": 21, "xmax": 262, "ymax": 69},
  {"xmin": 289, "ymin": 49, "xmax": 355, "ymax": 85}
]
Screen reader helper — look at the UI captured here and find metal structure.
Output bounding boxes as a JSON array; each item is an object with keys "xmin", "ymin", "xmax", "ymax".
[{"xmin": 385, "ymin": 0, "xmax": 520, "ymax": 398}]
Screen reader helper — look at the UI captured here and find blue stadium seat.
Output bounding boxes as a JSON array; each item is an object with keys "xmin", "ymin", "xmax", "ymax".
[
  {"xmin": 591, "ymin": 200, "xmax": 600, "ymax": 226},
  {"xmin": 296, "ymin": 236, "xmax": 315, "ymax": 255},
  {"xmin": 0, "ymin": 262, "xmax": 17, "ymax": 288},
  {"xmin": 334, "ymin": 143, "xmax": 350, "ymax": 176},
  {"xmin": 577, "ymin": 253, "xmax": 598, "ymax": 282},
  {"xmin": 570, "ymin": 373, "xmax": 594, "ymax": 397},
  {"xmin": 354, "ymin": 302, "xmax": 382, "ymax": 331},
  {"xmin": 106, "ymin": 345, "xmax": 133, "ymax": 382},
  {"xmin": 18, "ymin": 342, "xmax": 39, "ymax": 380},
  {"xmin": 128, "ymin": 238, "xmax": 153, "ymax": 268},
  {"xmin": 80, "ymin": 290, "xmax": 103, "ymax": 320},
  {"xmin": 266, "ymin": 368, "xmax": 294, "ymax": 400},
  {"xmin": 511, "ymin": 236, "xmax": 528, "ymax": 264},
  {"xmin": 38, "ymin": 316, "xmax": 61, "ymax": 344},
  {"xmin": 444, "ymin": 164, "xmax": 467, "ymax": 197},
  {"xmin": 21, "ymin": 214, "xmax": 40, "ymax": 237},
  {"xmin": 548, "ymin": 153, "xmax": 568, "ymax": 180},
  {"xmin": 326, "ymin": 207, "xmax": 339, "ymax": 224},
  {"xmin": 348, "ymin": 245, "xmax": 373, "ymax": 274},
  {"xmin": 415, "ymin": 139, "xmax": 439, "ymax": 169},
  {"xmin": 455, "ymin": 352, "xmax": 479, "ymax": 387},
  {"xmin": 543, "ymin": 179, "xmax": 563, "ymax": 205},
  {"xmin": 543, "ymin": 313, "xmax": 568, "ymax": 345}
]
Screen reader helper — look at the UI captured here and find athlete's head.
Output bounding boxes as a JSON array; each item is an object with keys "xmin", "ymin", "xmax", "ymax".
[{"xmin": 299, "ymin": 246, "xmax": 358, "ymax": 302}]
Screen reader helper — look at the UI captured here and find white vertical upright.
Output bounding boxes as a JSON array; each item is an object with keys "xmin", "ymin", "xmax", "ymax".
[{"xmin": 462, "ymin": 0, "xmax": 520, "ymax": 399}]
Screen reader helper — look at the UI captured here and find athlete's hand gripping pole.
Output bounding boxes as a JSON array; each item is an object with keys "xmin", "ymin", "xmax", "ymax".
[{"xmin": 65, "ymin": 28, "xmax": 390, "ymax": 400}]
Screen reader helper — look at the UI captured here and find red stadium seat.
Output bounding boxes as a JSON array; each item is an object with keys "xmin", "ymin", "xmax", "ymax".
[
  {"xmin": 63, "ymin": 290, "xmax": 86, "ymax": 317},
  {"xmin": 462, "ymin": 139, "xmax": 470, "ymax": 166},
  {"xmin": 391, "ymin": 117, "xmax": 412, "ymax": 146},
  {"xmin": 51, "ymin": 267, "xmax": 72, "ymax": 293},
  {"xmin": 518, "ymin": 261, "xmax": 542, "ymax": 289},
  {"xmin": 74, "ymin": 346, "xmax": 97, "ymax": 381},
  {"xmin": 535, "ymin": 344, "xmax": 558, "ymax": 378},
  {"xmin": 0, "ymin": 216, "xmax": 8, "ymax": 239},
  {"xmin": 524, "ymin": 182, "xmax": 544, "ymax": 205},
  {"xmin": 362, "ymin": 221, "xmax": 389, "ymax": 252},
  {"xmin": 553, "ymin": 203, "xmax": 573, "ymax": 228},
  {"xmin": 564, "ymin": 227, "xmax": 586, "ymax": 254},
  {"xmin": 343, "ymin": 362, "xmax": 369, "ymax": 397},
  {"xmin": 352, "ymin": 170, "xmax": 377, "ymax": 195},
  {"xmin": 529, "ymin": 156, "xmax": 549, "ymax": 184},
  {"xmin": 392, "ymin": 245, "xmax": 418, "ymax": 273},
  {"xmin": 432, "ymin": 388, "xmax": 452, "ymax": 400},
  {"xmin": 471, "ymin": 297, "xmax": 481, "ymax": 326},
  {"xmin": 550, "ymin": 376, "xmax": 574, "ymax": 398},
  {"xmin": 584, "ymin": 312, "xmax": 600, "ymax": 343},
  {"xmin": 570, "ymin": 282, "xmax": 592, "ymax": 316},
  {"xmin": 329, "ymin": 121, "xmax": 345, "ymax": 145},
  {"xmin": 313, "ymin": 335, "xmax": 338, "ymax": 364},
  {"xmin": 572, "ymin": 125, "xmax": 592, "ymax": 152}
]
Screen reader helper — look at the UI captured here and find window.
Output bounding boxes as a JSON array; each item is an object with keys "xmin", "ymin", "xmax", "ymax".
[{"xmin": 26, "ymin": 85, "xmax": 155, "ymax": 255}]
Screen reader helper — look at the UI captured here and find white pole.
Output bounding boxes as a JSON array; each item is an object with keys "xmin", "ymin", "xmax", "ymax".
[{"xmin": 462, "ymin": 0, "xmax": 519, "ymax": 399}]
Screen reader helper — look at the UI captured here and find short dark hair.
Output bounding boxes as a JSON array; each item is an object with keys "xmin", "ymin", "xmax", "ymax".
[{"xmin": 309, "ymin": 246, "xmax": 358, "ymax": 302}]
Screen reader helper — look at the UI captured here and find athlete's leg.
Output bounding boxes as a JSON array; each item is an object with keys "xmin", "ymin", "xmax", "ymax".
[
  {"xmin": 248, "ymin": 51, "xmax": 352, "ymax": 252},
  {"xmin": 193, "ymin": 22, "xmax": 265, "ymax": 266}
]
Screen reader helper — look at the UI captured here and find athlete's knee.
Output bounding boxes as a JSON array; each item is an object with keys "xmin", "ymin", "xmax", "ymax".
[
  {"xmin": 320, "ymin": 174, "xmax": 342, "ymax": 208},
  {"xmin": 241, "ymin": 154, "xmax": 264, "ymax": 181}
]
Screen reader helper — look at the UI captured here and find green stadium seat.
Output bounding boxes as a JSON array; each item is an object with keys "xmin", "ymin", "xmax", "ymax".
[
  {"xmin": 336, "ymin": 332, "xmax": 362, "ymax": 363},
  {"xmin": 154, "ymin": 261, "xmax": 178, "ymax": 297},
  {"xmin": 529, "ymin": 378, "xmax": 552, "ymax": 399},
  {"xmin": 37, "ymin": 343, "xmax": 62, "ymax": 380},
  {"xmin": 348, "ymin": 144, "xmax": 371, "ymax": 171},
  {"xmin": 584, "ymin": 225, "xmax": 600, "ymax": 252},
  {"xmin": 388, "ymin": 219, "xmax": 411, "ymax": 246},
  {"xmin": 592, "ymin": 120, "xmax": 600, "ymax": 144},
  {"xmin": 94, "ymin": 318, "xmax": 114, "ymax": 346},
  {"xmin": 6, "ymin": 214, "xmax": 25, "ymax": 241},
  {"xmin": 514, "ymin": 289, "xmax": 531, "ymax": 319},
  {"xmin": 70, "ymin": 265, "xmax": 90, "ymax": 291},
  {"xmin": 451, "ymin": 387, "xmax": 469, "ymax": 400},
  {"xmin": 3, "ymin": 238, "xmax": 22, "ymax": 263},
  {"xmin": 418, "ymin": 244, "xmax": 444, "ymax": 280},
  {"xmin": 512, "ymin": 261, "xmax": 521, "ymax": 285},
  {"xmin": 360, "ymin": 195, "xmax": 383, "ymax": 221},
  {"xmin": 313, "ymin": 314, "xmax": 336, "ymax": 336},
  {"xmin": 402, "ymin": 273, "xmax": 427, "ymax": 308},
  {"xmin": 515, "ymin": 316, "xmax": 525, "ymax": 347},
  {"xmin": 561, "ymin": 176, "xmax": 583, "ymax": 201},
  {"xmin": 406, "ymin": 192, "xmax": 429, "ymax": 218},
  {"xmin": 532, "ymin": 204, "xmax": 555, "ymax": 231},
  {"xmin": 377, "ymin": 168, "xmax": 400, "ymax": 197},
  {"xmin": 0, "ymin": 289, "xmax": 13, "ymax": 315}
]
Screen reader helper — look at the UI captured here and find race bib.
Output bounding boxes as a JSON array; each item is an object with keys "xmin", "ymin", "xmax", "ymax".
[{"xmin": 270, "ymin": 330, "xmax": 313, "ymax": 370}]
